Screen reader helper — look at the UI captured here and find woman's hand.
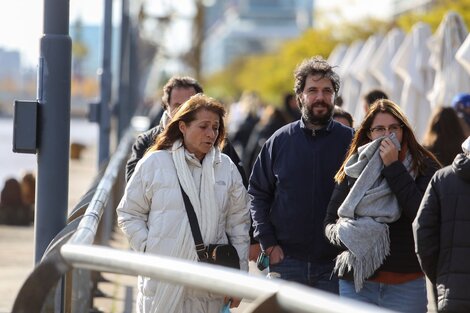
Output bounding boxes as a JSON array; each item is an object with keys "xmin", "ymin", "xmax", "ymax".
[
  {"xmin": 266, "ymin": 245, "xmax": 284, "ymax": 265},
  {"xmin": 379, "ymin": 137, "xmax": 399, "ymax": 166}
]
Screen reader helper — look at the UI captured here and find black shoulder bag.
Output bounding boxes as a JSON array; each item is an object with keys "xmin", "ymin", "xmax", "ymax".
[{"xmin": 179, "ymin": 185, "xmax": 240, "ymax": 269}]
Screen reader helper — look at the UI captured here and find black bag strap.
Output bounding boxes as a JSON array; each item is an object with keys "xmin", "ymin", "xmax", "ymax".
[{"xmin": 179, "ymin": 184, "xmax": 207, "ymax": 260}]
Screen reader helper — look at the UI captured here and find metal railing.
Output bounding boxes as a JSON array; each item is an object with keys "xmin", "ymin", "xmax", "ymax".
[
  {"xmin": 12, "ymin": 128, "xmax": 135, "ymax": 313},
  {"xmin": 12, "ymin": 125, "xmax": 396, "ymax": 313},
  {"xmin": 60, "ymin": 244, "xmax": 395, "ymax": 313}
]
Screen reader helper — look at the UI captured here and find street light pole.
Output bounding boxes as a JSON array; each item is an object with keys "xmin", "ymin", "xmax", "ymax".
[
  {"xmin": 117, "ymin": 0, "xmax": 130, "ymax": 141},
  {"xmin": 35, "ymin": 0, "xmax": 72, "ymax": 264},
  {"xmin": 98, "ymin": 0, "xmax": 113, "ymax": 166}
]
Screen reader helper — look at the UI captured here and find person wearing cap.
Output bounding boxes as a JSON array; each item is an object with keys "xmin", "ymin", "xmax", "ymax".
[
  {"xmin": 413, "ymin": 136, "xmax": 470, "ymax": 312},
  {"xmin": 451, "ymin": 93, "xmax": 470, "ymax": 137}
]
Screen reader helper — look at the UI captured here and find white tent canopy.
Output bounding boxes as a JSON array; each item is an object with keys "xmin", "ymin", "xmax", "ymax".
[
  {"xmin": 456, "ymin": 33, "xmax": 470, "ymax": 76},
  {"xmin": 327, "ymin": 43, "xmax": 348, "ymax": 68},
  {"xmin": 427, "ymin": 11, "xmax": 470, "ymax": 108},
  {"xmin": 326, "ymin": 10, "xmax": 470, "ymax": 140},
  {"xmin": 349, "ymin": 34, "xmax": 383, "ymax": 125},
  {"xmin": 391, "ymin": 22, "xmax": 434, "ymax": 141},
  {"xmin": 369, "ymin": 28, "xmax": 405, "ymax": 103},
  {"xmin": 337, "ymin": 40, "xmax": 364, "ymax": 120}
]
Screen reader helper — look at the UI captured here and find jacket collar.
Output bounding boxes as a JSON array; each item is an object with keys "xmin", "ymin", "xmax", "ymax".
[{"xmin": 299, "ymin": 117, "xmax": 334, "ymax": 136}]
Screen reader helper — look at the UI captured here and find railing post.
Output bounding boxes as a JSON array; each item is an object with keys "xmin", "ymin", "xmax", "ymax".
[
  {"xmin": 97, "ymin": 0, "xmax": 113, "ymax": 166},
  {"xmin": 117, "ymin": 0, "xmax": 130, "ymax": 141},
  {"xmin": 35, "ymin": 0, "xmax": 71, "ymax": 265}
]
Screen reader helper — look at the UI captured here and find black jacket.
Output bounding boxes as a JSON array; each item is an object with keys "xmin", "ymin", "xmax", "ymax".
[
  {"xmin": 249, "ymin": 119, "xmax": 353, "ymax": 262},
  {"xmin": 414, "ymin": 153, "xmax": 470, "ymax": 312},
  {"xmin": 324, "ymin": 157, "xmax": 439, "ymax": 279}
]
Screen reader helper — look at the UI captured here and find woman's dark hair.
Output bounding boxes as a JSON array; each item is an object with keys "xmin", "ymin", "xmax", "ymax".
[
  {"xmin": 1, "ymin": 178, "xmax": 24, "ymax": 207},
  {"xmin": 422, "ymin": 106, "xmax": 466, "ymax": 166}
]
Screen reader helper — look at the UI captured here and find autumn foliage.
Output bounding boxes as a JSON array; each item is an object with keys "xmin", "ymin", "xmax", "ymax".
[{"xmin": 202, "ymin": 0, "xmax": 470, "ymax": 106}]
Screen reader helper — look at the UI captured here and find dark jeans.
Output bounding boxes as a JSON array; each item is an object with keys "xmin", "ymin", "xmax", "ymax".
[{"xmin": 269, "ymin": 256, "xmax": 339, "ymax": 294}]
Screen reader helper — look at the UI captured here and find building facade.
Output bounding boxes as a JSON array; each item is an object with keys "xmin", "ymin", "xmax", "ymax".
[
  {"xmin": 202, "ymin": 0, "xmax": 314, "ymax": 75},
  {"xmin": 0, "ymin": 48, "xmax": 21, "ymax": 83}
]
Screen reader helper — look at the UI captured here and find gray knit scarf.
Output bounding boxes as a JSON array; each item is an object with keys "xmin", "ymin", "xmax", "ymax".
[{"xmin": 326, "ymin": 133, "xmax": 414, "ymax": 291}]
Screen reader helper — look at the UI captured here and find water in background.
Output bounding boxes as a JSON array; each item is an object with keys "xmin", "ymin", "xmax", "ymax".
[{"xmin": 0, "ymin": 117, "xmax": 98, "ymax": 186}]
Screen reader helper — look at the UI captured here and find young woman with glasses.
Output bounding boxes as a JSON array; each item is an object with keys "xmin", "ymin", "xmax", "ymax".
[{"xmin": 324, "ymin": 99, "xmax": 441, "ymax": 312}]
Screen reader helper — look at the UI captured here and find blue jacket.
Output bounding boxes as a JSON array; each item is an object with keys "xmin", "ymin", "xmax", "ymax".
[{"xmin": 248, "ymin": 118, "xmax": 353, "ymax": 262}]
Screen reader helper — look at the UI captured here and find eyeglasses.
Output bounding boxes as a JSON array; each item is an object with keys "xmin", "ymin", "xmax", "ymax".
[{"xmin": 369, "ymin": 124, "xmax": 404, "ymax": 136}]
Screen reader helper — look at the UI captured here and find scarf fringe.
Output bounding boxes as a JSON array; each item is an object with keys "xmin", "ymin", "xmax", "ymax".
[
  {"xmin": 334, "ymin": 224, "xmax": 390, "ymax": 292},
  {"xmin": 325, "ymin": 223, "xmax": 341, "ymax": 246}
]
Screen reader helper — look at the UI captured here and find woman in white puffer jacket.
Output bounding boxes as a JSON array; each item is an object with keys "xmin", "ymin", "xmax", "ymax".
[{"xmin": 117, "ymin": 94, "xmax": 250, "ymax": 313}]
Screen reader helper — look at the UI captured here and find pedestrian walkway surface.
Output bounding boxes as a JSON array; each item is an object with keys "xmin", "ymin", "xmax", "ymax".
[{"xmin": 0, "ymin": 143, "xmax": 99, "ymax": 312}]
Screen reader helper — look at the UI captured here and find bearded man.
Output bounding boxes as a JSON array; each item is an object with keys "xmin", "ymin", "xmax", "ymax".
[{"xmin": 248, "ymin": 56, "xmax": 353, "ymax": 293}]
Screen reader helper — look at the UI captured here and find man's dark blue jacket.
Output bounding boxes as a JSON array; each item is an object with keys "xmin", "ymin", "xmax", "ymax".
[{"xmin": 248, "ymin": 118, "xmax": 353, "ymax": 262}]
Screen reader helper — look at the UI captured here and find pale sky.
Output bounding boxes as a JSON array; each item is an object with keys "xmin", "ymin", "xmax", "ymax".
[
  {"xmin": 315, "ymin": 0, "xmax": 394, "ymax": 27},
  {"xmin": 0, "ymin": 0, "xmax": 108, "ymax": 68},
  {"xmin": 0, "ymin": 0, "xmax": 392, "ymax": 69}
]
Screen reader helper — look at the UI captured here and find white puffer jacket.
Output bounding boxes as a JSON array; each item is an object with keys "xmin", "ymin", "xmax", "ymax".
[{"xmin": 117, "ymin": 149, "xmax": 250, "ymax": 313}]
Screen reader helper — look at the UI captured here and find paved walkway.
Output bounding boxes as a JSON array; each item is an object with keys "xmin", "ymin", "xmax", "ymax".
[{"xmin": 0, "ymin": 143, "xmax": 103, "ymax": 312}]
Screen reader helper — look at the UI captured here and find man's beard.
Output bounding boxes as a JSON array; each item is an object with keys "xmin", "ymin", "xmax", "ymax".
[{"xmin": 301, "ymin": 101, "xmax": 333, "ymax": 126}]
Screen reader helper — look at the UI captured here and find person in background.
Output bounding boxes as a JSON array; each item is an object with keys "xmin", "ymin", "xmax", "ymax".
[
  {"xmin": 229, "ymin": 91, "xmax": 263, "ymax": 159},
  {"xmin": 451, "ymin": 93, "xmax": 470, "ymax": 136},
  {"xmin": 243, "ymin": 106, "xmax": 289, "ymax": 176},
  {"xmin": 333, "ymin": 106, "xmax": 354, "ymax": 128},
  {"xmin": 413, "ymin": 136, "xmax": 470, "ymax": 313},
  {"xmin": 363, "ymin": 89, "xmax": 389, "ymax": 114},
  {"xmin": 324, "ymin": 99, "xmax": 440, "ymax": 312},
  {"xmin": 422, "ymin": 106, "xmax": 466, "ymax": 166},
  {"xmin": 334, "ymin": 95, "xmax": 344, "ymax": 107},
  {"xmin": 20, "ymin": 172, "xmax": 35, "ymax": 216},
  {"xmin": 249, "ymin": 56, "xmax": 354, "ymax": 293},
  {"xmin": 117, "ymin": 94, "xmax": 250, "ymax": 313},
  {"xmin": 283, "ymin": 92, "xmax": 301, "ymax": 122},
  {"xmin": 0, "ymin": 178, "xmax": 33, "ymax": 226},
  {"xmin": 125, "ymin": 76, "xmax": 246, "ymax": 186}
]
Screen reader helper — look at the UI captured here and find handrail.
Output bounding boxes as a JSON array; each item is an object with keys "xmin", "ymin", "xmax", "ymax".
[
  {"xmin": 60, "ymin": 244, "xmax": 395, "ymax": 313},
  {"xmin": 12, "ymin": 128, "xmax": 135, "ymax": 313},
  {"xmin": 68, "ymin": 129, "xmax": 134, "ymax": 246}
]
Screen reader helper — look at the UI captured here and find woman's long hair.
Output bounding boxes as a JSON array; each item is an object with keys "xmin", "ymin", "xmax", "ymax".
[
  {"xmin": 147, "ymin": 93, "xmax": 226, "ymax": 153},
  {"xmin": 1, "ymin": 178, "xmax": 24, "ymax": 207},
  {"xmin": 422, "ymin": 106, "xmax": 466, "ymax": 166},
  {"xmin": 335, "ymin": 99, "xmax": 440, "ymax": 183}
]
